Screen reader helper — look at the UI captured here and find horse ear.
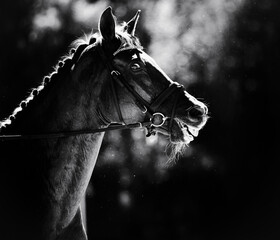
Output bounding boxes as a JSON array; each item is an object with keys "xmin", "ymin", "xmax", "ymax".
[
  {"xmin": 99, "ymin": 6, "xmax": 116, "ymax": 41},
  {"xmin": 127, "ymin": 10, "xmax": 141, "ymax": 36}
]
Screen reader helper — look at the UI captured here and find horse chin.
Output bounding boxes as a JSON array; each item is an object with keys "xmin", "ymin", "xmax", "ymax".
[
  {"xmin": 156, "ymin": 119, "xmax": 197, "ymax": 144},
  {"xmin": 170, "ymin": 119, "xmax": 195, "ymax": 144},
  {"xmin": 154, "ymin": 119, "xmax": 200, "ymax": 161}
]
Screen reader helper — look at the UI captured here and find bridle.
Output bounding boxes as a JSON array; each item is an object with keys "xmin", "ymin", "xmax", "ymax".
[
  {"xmin": 97, "ymin": 44, "xmax": 184, "ymax": 135},
  {"xmin": 0, "ymin": 41, "xmax": 184, "ymax": 141}
]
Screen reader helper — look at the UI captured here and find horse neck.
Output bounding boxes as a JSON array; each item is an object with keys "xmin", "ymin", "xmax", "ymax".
[
  {"xmin": 6, "ymin": 61, "xmax": 102, "ymax": 133},
  {"xmin": 1, "ymin": 57, "xmax": 106, "ymax": 237}
]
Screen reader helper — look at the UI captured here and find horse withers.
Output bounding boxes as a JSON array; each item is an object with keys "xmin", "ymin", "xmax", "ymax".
[{"xmin": 0, "ymin": 7, "xmax": 208, "ymax": 240}]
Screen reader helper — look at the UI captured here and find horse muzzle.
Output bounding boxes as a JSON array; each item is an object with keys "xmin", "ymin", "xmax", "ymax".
[{"xmin": 169, "ymin": 100, "xmax": 208, "ymax": 143}]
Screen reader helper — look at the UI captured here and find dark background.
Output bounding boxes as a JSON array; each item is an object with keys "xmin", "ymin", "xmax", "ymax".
[{"xmin": 1, "ymin": 0, "xmax": 279, "ymax": 239}]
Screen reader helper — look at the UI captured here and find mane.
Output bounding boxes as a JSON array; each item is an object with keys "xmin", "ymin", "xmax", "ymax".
[
  {"xmin": 0, "ymin": 49, "xmax": 76, "ymax": 130},
  {"xmin": 0, "ymin": 23, "xmax": 142, "ymax": 130}
]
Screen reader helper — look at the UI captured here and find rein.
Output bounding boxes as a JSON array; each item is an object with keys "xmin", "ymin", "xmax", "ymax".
[
  {"xmin": 0, "ymin": 122, "xmax": 150, "ymax": 141},
  {"xmin": 0, "ymin": 42, "xmax": 184, "ymax": 141}
]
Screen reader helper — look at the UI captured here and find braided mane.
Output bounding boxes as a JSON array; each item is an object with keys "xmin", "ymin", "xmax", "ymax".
[
  {"xmin": 0, "ymin": 22, "xmax": 142, "ymax": 130},
  {"xmin": 0, "ymin": 43, "xmax": 87, "ymax": 130}
]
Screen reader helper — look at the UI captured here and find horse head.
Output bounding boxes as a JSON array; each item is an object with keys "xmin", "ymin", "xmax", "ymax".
[
  {"xmin": 0, "ymin": 7, "xmax": 208, "ymax": 155},
  {"xmin": 89, "ymin": 7, "xmax": 208, "ymax": 152}
]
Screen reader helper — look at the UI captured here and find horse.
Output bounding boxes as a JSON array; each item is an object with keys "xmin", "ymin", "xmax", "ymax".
[{"xmin": 0, "ymin": 7, "xmax": 208, "ymax": 240}]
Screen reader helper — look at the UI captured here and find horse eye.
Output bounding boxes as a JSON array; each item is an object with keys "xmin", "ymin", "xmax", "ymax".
[{"xmin": 131, "ymin": 63, "xmax": 141, "ymax": 71}]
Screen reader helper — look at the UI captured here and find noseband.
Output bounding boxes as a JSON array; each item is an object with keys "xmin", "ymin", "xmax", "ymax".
[{"xmin": 0, "ymin": 43, "xmax": 184, "ymax": 141}]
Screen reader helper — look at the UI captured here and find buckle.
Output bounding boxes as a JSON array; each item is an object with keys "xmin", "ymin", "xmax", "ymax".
[
  {"xmin": 111, "ymin": 70, "xmax": 120, "ymax": 76},
  {"xmin": 150, "ymin": 112, "xmax": 167, "ymax": 127}
]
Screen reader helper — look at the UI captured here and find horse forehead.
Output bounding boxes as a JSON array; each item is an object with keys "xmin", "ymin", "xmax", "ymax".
[
  {"xmin": 141, "ymin": 52, "xmax": 173, "ymax": 82},
  {"xmin": 113, "ymin": 50, "xmax": 154, "ymax": 64},
  {"xmin": 113, "ymin": 50, "xmax": 172, "ymax": 83},
  {"xmin": 140, "ymin": 52, "xmax": 165, "ymax": 71},
  {"xmin": 140, "ymin": 51, "xmax": 156, "ymax": 63}
]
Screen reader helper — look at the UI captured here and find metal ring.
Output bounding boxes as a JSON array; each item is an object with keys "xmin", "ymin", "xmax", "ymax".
[
  {"xmin": 111, "ymin": 70, "xmax": 120, "ymax": 76},
  {"xmin": 150, "ymin": 112, "xmax": 167, "ymax": 127}
]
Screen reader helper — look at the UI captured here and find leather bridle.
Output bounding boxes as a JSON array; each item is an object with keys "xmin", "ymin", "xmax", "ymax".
[
  {"xmin": 0, "ymin": 43, "xmax": 184, "ymax": 141},
  {"xmin": 97, "ymin": 45, "xmax": 184, "ymax": 134}
]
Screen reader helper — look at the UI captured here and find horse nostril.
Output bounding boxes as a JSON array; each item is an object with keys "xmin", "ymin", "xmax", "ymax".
[{"xmin": 188, "ymin": 107, "xmax": 205, "ymax": 119}]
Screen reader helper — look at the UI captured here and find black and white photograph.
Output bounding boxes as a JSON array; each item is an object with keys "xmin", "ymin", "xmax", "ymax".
[{"xmin": 0, "ymin": 0, "xmax": 279, "ymax": 239}]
